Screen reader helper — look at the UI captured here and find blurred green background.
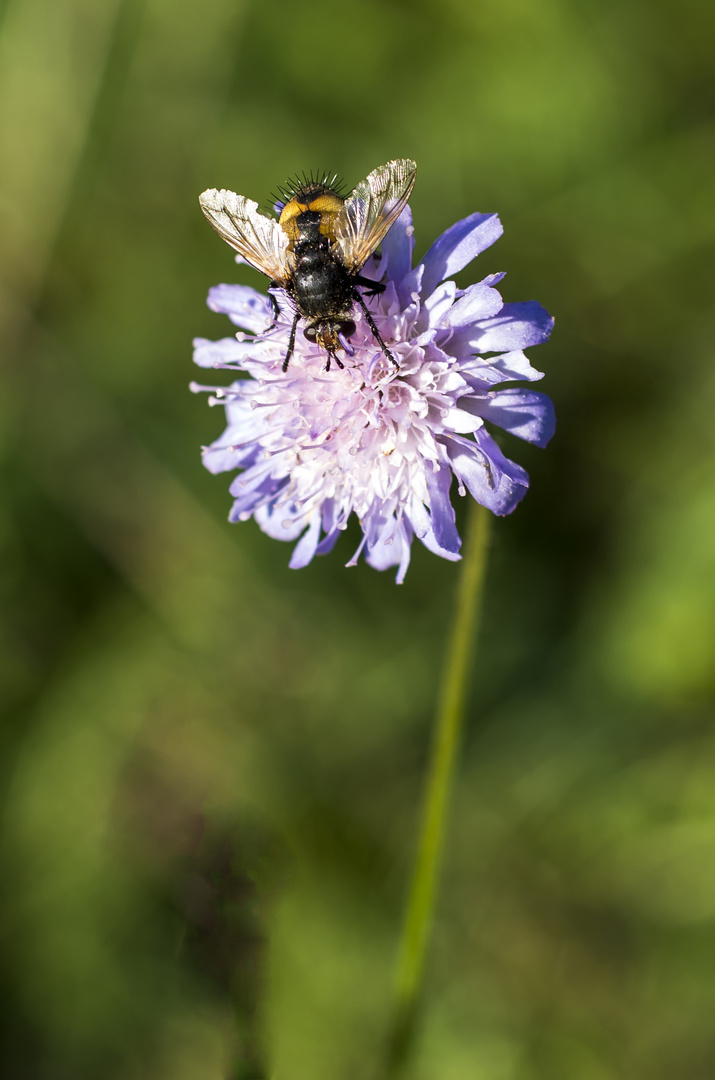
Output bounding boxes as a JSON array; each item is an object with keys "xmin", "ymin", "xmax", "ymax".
[{"xmin": 1, "ymin": 0, "xmax": 714, "ymax": 1077}]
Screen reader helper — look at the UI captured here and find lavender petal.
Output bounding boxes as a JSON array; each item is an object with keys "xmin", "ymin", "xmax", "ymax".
[{"xmin": 419, "ymin": 212, "xmax": 503, "ymax": 296}]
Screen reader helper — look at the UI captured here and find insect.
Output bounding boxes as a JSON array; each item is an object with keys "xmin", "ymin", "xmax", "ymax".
[{"xmin": 199, "ymin": 159, "xmax": 417, "ymax": 372}]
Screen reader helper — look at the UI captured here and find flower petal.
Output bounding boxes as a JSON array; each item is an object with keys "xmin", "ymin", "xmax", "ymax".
[
  {"xmin": 365, "ymin": 516, "xmax": 413, "ymax": 583},
  {"xmin": 381, "ymin": 205, "xmax": 415, "ymax": 284},
  {"xmin": 289, "ymin": 513, "xmax": 322, "ymax": 568},
  {"xmin": 419, "ymin": 280, "xmax": 458, "ymax": 330},
  {"xmin": 418, "ymin": 526, "xmax": 462, "ymax": 563},
  {"xmin": 254, "ymin": 496, "xmax": 309, "ymax": 540},
  {"xmin": 440, "ymin": 407, "xmax": 485, "ymax": 434},
  {"xmin": 193, "ymin": 336, "xmax": 266, "ymax": 369},
  {"xmin": 443, "ymin": 277, "xmax": 505, "ymax": 328},
  {"xmin": 395, "ymin": 535, "xmax": 413, "ymax": 584},
  {"xmin": 445, "ymin": 432, "xmax": 529, "ymax": 515},
  {"xmin": 460, "ymin": 349, "xmax": 546, "ymax": 387},
  {"xmin": 405, "ymin": 493, "xmax": 431, "ymax": 540},
  {"xmin": 208, "ymin": 284, "xmax": 272, "ymax": 333},
  {"xmin": 316, "ymin": 499, "xmax": 342, "ymax": 555},
  {"xmin": 316, "ymin": 528, "xmax": 341, "ymax": 555},
  {"xmin": 203, "ymin": 435, "xmax": 259, "ymax": 474},
  {"xmin": 458, "ymin": 301, "xmax": 554, "ymax": 353},
  {"xmin": 229, "ymin": 459, "xmax": 285, "ymax": 510},
  {"xmin": 464, "ymin": 389, "xmax": 556, "ymax": 446},
  {"xmin": 425, "ymin": 464, "xmax": 461, "ymax": 554},
  {"xmin": 419, "ymin": 213, "xmax": 503, "ymax": 296}
]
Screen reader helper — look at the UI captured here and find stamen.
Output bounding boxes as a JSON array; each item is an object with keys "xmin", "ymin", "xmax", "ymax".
[
  {"xmin": 382, "ymin": 507, "xmax": 404, "ymax": 547},
  {"xmin": 345, "ymin": 533, "xmax": 368, "ymax": 567}
]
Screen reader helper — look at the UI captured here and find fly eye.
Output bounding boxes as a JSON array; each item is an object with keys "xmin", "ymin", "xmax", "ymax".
[
  {"xmin": 340, "ymin": 320, "xmax": 356, "ymax": 339},
  {"xmin": 303, "ymin": 326, "xmax": 318, "ymax": 342}
]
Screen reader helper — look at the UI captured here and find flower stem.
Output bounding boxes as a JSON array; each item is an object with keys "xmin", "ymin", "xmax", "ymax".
[{"xmin": 383, "ymin": 500, "xmax": 492, "ymax": 1077}]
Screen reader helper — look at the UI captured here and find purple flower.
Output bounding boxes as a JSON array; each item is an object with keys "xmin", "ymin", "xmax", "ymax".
[{"xmin": 192, "ymin": 207, "xmax": 554, "ymax": 582}]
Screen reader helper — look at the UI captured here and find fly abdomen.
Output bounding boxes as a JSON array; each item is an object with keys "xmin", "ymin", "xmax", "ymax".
[{"xmin": 292, "ymin": 251, "xmax": 353, "ymax": 320}]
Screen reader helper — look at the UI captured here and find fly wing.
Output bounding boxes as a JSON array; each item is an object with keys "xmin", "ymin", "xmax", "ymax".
[
  {"xmin": 199, "ymin": 188, "xmax": 292, "ymax": 282},
  {"xmin": 333, "ymin": 159, "xmax": 417, "ymax": 272}
]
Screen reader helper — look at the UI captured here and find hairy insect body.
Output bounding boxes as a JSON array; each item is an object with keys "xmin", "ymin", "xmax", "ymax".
[
  {"xmin": 291, "ymin": 213, "xmax": 352, "ymax": 318},
  {"xmin": 278, "ymin": 185, "xmax": 343, "ymax": 245},
  {"xmin": 288, "ymin": 209, "xmax": 356, "ymax": 359},
  {"xmin": 199, "ymin": 159, "xmax": 417, "ymax": 371}
]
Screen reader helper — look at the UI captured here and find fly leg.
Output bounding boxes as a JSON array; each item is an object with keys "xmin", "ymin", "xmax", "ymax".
[
  {"xmin": 264, "ymin": 284, "xmax": 282, "ymax": 333},
  {"xmin": 354, "ymin": 274, "xmax": 386, "ymax": 300},
  {"xmin": 353, "ymin": 289, "xmax": 398, "ymax": 371},
  {"xmin": 282, "ymin": 312, "xmax": 300, "ymax": 372},
  {"xmin": 324, "ymin": 351, "xmax": 345, "ymax": 373}
]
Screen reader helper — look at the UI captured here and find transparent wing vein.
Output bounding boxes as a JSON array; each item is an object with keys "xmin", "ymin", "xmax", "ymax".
[
  {"xmin": 334, "ymin": 159, "xmax": 417, "ymax": 272},
  {"xmin": 199, "ymin": 189, "xmax": 291, "ymax": 282}
]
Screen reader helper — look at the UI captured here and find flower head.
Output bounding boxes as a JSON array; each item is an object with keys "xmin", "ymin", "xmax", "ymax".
[{"xmin": 192, "ymin": 207, "xmax": 554, "ymax": 582}]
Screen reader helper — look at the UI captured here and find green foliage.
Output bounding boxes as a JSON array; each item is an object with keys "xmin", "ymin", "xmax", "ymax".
[{"xmin": 1, "ymin": 0, "xmax": 714, "ymax": 1076}]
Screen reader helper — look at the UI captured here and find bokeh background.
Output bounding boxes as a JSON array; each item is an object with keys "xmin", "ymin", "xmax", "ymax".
[{"xmin": 1, "ymin": 0, "xmax": 714, "ymax": 1077}]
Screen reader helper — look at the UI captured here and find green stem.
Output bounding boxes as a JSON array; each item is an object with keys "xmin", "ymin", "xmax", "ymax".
[{"xmin": 384, "ymin": 500, "xmax": 492, "ymax": 1076}]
